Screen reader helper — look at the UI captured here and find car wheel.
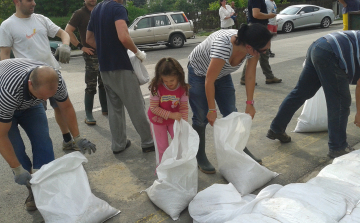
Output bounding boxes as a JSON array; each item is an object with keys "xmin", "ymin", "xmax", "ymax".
[
  {"xmin": 320, "ymin": 17, "xmax": 331, "ymax": 28},
  {"xmin": 51, "ymin": 47, "xmax": 56, "ymax": 56},
  {"xmin": 282, "ymin": 21, "xmax": 293, "ymax": 33},
  {"xmin": 170, "ymin": 34, "xmax": 184, "ymax": 48}
]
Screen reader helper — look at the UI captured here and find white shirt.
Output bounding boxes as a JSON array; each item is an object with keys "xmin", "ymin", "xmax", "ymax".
[
  {"xmin": 219, "ymin": 5, "xmax": 235, "ymax": 28},
  {"xmin": 0, "ymin": 14, "xmax": 60, "ymax": 69},
  {"xmin": 265, "ymin": 0, "xmax": 277, "ymax": 25}
]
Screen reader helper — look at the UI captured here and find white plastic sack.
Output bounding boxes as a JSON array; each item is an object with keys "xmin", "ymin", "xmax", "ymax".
[
  {"xmin": 294, "ymin": 87, "xmax": 328, "ymax": 132},
  {"xmin": 30, "ymin": 152, "xmax": 120, "ymax": 223},
  {"xmin": 146, "ymin": 119, "xmax": 199, "ymax": 220},
  {"xmin": 340, "ymin": 203, "xmax": 360, "ymax": 223},
  {"xmin": 213, "ymin": 112, "xmax": 278, "ymax": 195},
  {"xmin": 127, "ymin": 50, "xmax": 149, "ymax": 85},
  {"xmin": 272, "ymin": 183, "xmax": 347, "ymax": 221},
  {"xmin": 189, "ymin": 183, "xmax": 255, "ymax": 223},
  {"xmin": 307, "ymin": 177, "xmax": 360, "ymax": 214},
  {"xmin": 225, "ymin": 213, "xmax": 281, "ymax": 223}
]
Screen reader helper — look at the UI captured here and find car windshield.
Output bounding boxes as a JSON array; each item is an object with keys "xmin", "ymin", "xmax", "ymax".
[
  {"xmin": 129, "ymin": 17, "xmax": 140, "ymax": 28},
  {"xmin": 280, "ymin": 7, "xmax": 301, "ymax": 15}
]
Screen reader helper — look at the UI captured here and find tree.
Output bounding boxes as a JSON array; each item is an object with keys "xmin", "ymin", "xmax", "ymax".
[{"xmin": 0, "ymin": 0, "xmax": 14, "ymax": 23}]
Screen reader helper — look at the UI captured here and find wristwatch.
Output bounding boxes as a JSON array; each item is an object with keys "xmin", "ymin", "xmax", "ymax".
[
  {"xmin": 246, "ymin": 100, "xmax": 254, "ymax": 105},
  {"xmin": 77, "ymin": 43, "xmax": 83, "ymax": 50}
]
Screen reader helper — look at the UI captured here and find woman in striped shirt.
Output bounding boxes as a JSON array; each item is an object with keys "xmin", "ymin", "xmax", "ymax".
[{"xmin": 188, "ymin": 23, "xmax": 274, "ymax": 174}]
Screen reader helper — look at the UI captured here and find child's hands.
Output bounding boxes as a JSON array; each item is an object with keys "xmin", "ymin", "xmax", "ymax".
[{"xmin": 169, "ymin": 112, "xmax": 182, "ymax": 121}]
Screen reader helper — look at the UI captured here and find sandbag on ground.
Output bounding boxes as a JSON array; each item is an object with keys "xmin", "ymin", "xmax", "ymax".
[
  {"xmin": 252, "ymin": 197, "xmax": 338, "ymax": 223},
  {"xmin": 307, "ymin": 177, "xmax": 360, "ymax": 214},
  {"xmin": 272, "ymin": 183, "xmax": 347, "ymax": 221},
  {"xmin": 317, "ymin": 162, "xmax": 360, "ymax": 187},
  {"xmin": 146, "ymin": 120, "xmax": 198, "ymax": 220},
  {"xmin": 30, "ymin": 152, "xmax": 120, "ymax": 223},
  {"xmin": 189, "ymin": 183, "xmax": 255, "ymax": 223},
  {"xmin": 340, "ymin": 202, "xmax": 360, "ymax": 223},
  {"xmin": 214, "ymin": 112, "xmax": 278, "ymax": 195},
  {"xmin": 225, "ymin": 213, "xmax": 281, "ymax": 223}
]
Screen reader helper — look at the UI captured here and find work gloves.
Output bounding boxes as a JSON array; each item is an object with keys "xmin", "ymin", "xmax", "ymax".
[
  {"xmin": 135, "ymin": 49, "xmax": 146, "ymax": 62},
  {"xmin": 55, "ymin": 44, "xmax": 71, "ymax": 63},
  {"xmin": 12, "ymin": 165, "xmax": 31, "ymax": 186},
  {"xmin": 74, "ymin": 135, "xmax": 96, "ymax": 154}
]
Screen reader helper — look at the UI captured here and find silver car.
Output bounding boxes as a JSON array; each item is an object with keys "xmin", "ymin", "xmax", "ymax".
[
  {"xmin": 129, "ymin": 11, "xmax": 194, "ymax": 48},
  {"xmin": 276, "ymin": 4, "xmax": 335, "ymax": 33}
]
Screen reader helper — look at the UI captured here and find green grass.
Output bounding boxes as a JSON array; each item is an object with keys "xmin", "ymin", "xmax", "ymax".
[{"xmin": 197, "ymin": 30, "xmax": 215, "ymax": 36}]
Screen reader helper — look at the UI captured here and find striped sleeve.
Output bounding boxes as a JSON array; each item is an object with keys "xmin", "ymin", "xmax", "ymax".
[
  {"xmin": 179, "ymin": 92, "xmax": 188, "ymax": 122},
  {"xmin": 210, "ymin": 38, "xmax": 232, "ymax": 61},
  {"xmin": 52, "ymin": 71, "xmax": 68, "ymax": 102},
  {"xmin": 149, "ymin": 92, "xmax": 170, "ymax": 120},
  {"xmin": 0, "ymin": 87, "xmax": 18, "ymax": 123}
]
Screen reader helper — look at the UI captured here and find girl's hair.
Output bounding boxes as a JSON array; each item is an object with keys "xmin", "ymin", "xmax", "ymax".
[
  {"xmin": 235, "ymin": 23, "xmax": 274, "ymax": 50},
  {"xmin": 219, "ymin": 0, "xmax": 225, "ymax": 6},
  {"xmin": 149, "ymin": 57, "xmax": 190, "ymax": 96}
]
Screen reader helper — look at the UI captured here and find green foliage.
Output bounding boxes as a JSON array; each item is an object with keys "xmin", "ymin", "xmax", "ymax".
[
  {"xmin": 208, "ymin": 1, "xmax": 220, "ymax": 10},
  {"xmin": 132, "ymin": 0, "xmax": 147, "ymax": 7},
  {"xmin": 0, "ymin": 0, "xmax": 14, "ymax": 24},
  {"xmin": 33, "ymin": 0, "xmax": 83, "ymax": 17},
  {"xmin": 126, "ymin": 1, "xmax": 148, "ymax": 24},
  {"xmin": 195, "ymin": 0, "xmax": 216, "ymax": 11},
  {"xmin": 174, "ymin": 0, "xmax": 196, "ymax": 13}
]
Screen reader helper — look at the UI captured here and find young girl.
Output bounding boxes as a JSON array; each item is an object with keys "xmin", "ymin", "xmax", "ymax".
[{"xmin": 148, "ymin": 57, "xmax": 190, "ymax": 165}]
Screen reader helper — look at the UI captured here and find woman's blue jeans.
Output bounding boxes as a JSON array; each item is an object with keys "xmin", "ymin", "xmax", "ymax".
[
  {"xmin": 270, "ymin": 37, "xmax": 351, "ymax": 151},
  {"xmin": 188, "ymin": 65, "xmax": 237, "ymax": 127},
  {"xmin": 9, "ymin": 103, "xmax": 55, "ymax": 172}
]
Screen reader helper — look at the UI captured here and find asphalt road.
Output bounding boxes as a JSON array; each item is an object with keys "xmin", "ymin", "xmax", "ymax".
[{"xmin": 2, "ymin": 24, "xmax": 357, "ymax": 223}]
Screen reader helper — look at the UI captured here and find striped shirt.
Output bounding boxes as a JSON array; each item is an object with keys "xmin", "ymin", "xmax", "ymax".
[
  {"xmin": 0, "ymin": 58, "xmax": 68, "ymax": 123},
  {"xmin": 324, "ymin": 31, "xmax": 360, "ymax": 85},
  {"xmin": 188, "ymin": 29, "xmax": 252, "ymax": 79}
]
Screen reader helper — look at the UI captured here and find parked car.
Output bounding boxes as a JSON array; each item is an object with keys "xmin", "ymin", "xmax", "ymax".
[
  {"xmin": 129, "ymin": 11, "xmax": 194, "ymax": 48},
  {"xmin": 276, "ymin": 4, "xmax": 335, "ymax": 33}
]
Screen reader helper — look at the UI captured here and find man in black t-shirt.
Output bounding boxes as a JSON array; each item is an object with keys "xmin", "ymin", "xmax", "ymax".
[{"xmin": 240, "ymin": 0, "xmax": 282, "ymax": 85}]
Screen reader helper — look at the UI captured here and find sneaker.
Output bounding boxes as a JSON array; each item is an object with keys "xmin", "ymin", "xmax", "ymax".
[
  {"xmin": 142, "ymin": 145, "xmax": 155, "ymax": 153},
  {"xmin": 269, "ymin": 51, "xmax": 275, "ymax": 58},
  {"xmin": 25, "ymin": 186, "xmax": 37, "ymax": 211},
  {"xmin": 113, "ymin": 139, "xmax": 131, "ymax": 154},
  {"xmin": 327, "ymin": 146, "xmax": 355, "ymax": 158},
  {"xmin": 266, "ymin": 77, "xmax": 282, "ymax": 84},
  {"xmin": 266, "ymin": 129, "xmax": 291, "ymax": 143},
  {"xmin": 240, "ymin": 80, "xmax": 257, "ymax": 86},
  {"xmin": 62, "ymin": 139, "xmax": 80, "ymax": 151}
]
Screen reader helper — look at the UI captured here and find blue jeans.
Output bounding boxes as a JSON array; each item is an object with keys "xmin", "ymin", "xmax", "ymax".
[
  {"xmin": 9, "ymin": 103, "xmax": 55, "ymax": 172},
  {"xmin": 270, "ymin": 37, "xmax": 351, "ymax": 151},
  {"xmin": 188, "ymin": 65, "xmax": 237, "ymax": 127}
]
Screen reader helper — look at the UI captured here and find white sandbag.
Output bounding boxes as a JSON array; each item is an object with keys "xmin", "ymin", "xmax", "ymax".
[
  {"xmin": 294, "ymin": 87, "xmax": 328, "ymax": 132},
  {"xmin": 252, "ymin": 197, "xmax": 337, "ymax": 223},
  {"xmin": 214, "ymin": 112, "xmax": 278, "ymax": 195},
  {"xmin": 339, "ymin": 203, "xmax": 360, "ymax": 223},
  {"xmin": 317, "ymin": 161, "xmax": 360, "ymax": 187},
  {"xmin": 307, "ymin": 177, "xmax": 360, "ymax": 214},
  {"xmin": 189, "ymin": 183, "xmax": 255, "ymax": 223},
  {"xmin": 146, "ymin": 119, "xmax": 198, "ymax": 220},
  {"xmin": 127, "ymin": 50, "xmax": 149, "ymax": 85},
  {"xmin": 30, "ymin": 152, "xmax": 120, "ymax": 223},
  {"xmin": 332, "ymin": 149, "xmax": 360, "ymax": 165},
  {"xmin": 272, "ymin": 183, "xmax": 347, "ymax": 221},
  {"xmin": 225, "ymin": 213, "xmax": 281, "ymax": 223}
]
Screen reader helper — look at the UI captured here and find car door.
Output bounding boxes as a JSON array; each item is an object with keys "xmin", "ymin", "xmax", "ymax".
[
  {"xmin": 295, "ymin": 6, "xmax": 315, "ymax": 28},
  {"xmin": 170, "ymin": 13, "xmax": 192, "ymax": 38},
  {"xmin": 130, "ymin": 17, "xmax": 154, "ymax": 45},
  {"xmin": 312, "ymin": 7, "xmax": 324, "ymax": 24},
  {"xmin": 153, "ymin": 15, "xmax": 173, "ymax": 42}
]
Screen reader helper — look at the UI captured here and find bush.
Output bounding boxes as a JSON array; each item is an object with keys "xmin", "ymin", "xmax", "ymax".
[
  {"xmin": 126, "ymin": 1, "xmax": 148, "ymax": 25},
  {"xmin": 208, "ymin": 1, "xmax": 220, "ymax": 10}
]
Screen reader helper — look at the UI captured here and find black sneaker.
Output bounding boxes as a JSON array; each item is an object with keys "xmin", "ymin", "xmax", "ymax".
[
  {"xmin": 266, "ymin": 129, "xmax": 291, "ymax": 143},
  {"xmin": 269, "ymin": 52, "xmax": 275, "ymax": 58},
  {"xmin": 113, "ymin": 139, "xmax": 131, "ymax": 154},
  {"xmin": 327, "ymin": 146, "xmax": 355, "ymax": 159},
  {"xmin": 142, "ymin": 145, "xmax": 155, "ymax": 153}
]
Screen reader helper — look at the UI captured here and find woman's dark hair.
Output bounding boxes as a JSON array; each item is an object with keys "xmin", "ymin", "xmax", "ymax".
[
  {"xmin": 148, "ymin": 57, "xmax": 190, "ymax": 96},
  {"xmin": 219, "ymin": 0, "xmax": 225, "ymax": 7},
  {"xmin": 235, "ymin": 23, "xmax": 274, "ymax": 50}
]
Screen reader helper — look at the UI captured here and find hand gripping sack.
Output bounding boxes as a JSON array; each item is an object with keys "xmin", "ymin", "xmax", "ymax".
[
  {"xmin": 214, "ymin": 112, "xmax": 278, "ymax": 195},
  {"xmin": 127, "ymin": 50, "xmax": 149, "ymax": 85},
  {"xmin": 30, "ymin": 152, "xmax": 120, "ymax": 223},
  {"xmin": 146, "ymin": 119, "xmax": 199, "ymax": 220},
  {"xmin": 294, "ymin": 87, "xmax": 328, "ymax": 132}
]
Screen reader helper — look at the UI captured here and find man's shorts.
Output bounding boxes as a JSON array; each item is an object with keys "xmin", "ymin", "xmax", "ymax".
[{"xmin": 267, "ymin": 24, "xmax": 278, "ymax": 33}]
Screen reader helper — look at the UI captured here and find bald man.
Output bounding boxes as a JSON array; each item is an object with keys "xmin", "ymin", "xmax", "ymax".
[{"xmin": 0, "ymin": 58, "xmax": 96, "ymax": 211}]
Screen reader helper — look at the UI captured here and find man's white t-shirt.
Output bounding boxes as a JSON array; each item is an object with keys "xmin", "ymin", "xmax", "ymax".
[
  {"xmin": 219, "ymin": 5, "xmax": 235, "ymax": 28},
  {"xmin": 0, "ymin": 14, "xmax": 60, "ymax": 69},
  {"xmin": 265, "ymin": 0, "xmax": 277, "ymax": 25}
]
